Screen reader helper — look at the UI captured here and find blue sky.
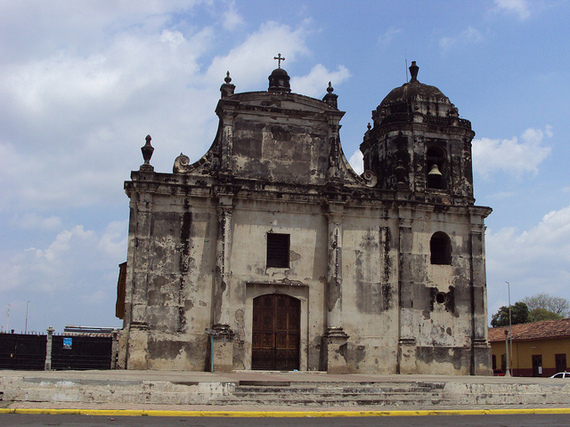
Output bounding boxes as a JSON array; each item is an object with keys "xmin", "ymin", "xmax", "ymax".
[{"xmin": 1, "ymin": 0, "xmax": 569, "ymax": 333}]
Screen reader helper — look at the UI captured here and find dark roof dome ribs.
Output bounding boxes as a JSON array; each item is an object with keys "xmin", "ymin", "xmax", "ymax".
[{"xmin": 371, "ymin": 61, "xmax": 468, "ymax": 129}]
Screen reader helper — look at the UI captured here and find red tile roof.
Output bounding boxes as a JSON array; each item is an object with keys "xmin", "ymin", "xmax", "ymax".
[{"xmin": 489, "ymin": 318, "xmax": 570, "ymax": 342}]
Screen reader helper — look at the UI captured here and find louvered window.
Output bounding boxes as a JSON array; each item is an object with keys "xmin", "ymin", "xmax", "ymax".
[{"xmin": 267, "ymin": 233, "xmax": 290, "ymax": 268}]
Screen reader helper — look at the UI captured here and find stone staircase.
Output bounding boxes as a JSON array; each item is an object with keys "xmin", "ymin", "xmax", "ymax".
[
  {"xmin": 3, "ymin": 374, "xmax": 570, "ymax": 408},
  {"xmin": 210, "ymin": 380, "xmax": 449, "ymax": 407}
]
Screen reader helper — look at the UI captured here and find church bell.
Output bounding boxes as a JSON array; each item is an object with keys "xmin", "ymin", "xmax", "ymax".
[{"xmin": 428, "ymin": 164, "xmax": 443, "ymax": 176}]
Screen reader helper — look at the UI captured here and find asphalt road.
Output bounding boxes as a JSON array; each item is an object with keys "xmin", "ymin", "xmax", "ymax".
[{"xmin": 3, "ymin": 414, "xmax": 570, "ymax": 426}]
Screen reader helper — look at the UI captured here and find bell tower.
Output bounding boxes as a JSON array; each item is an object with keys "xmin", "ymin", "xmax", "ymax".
[{"xmin": 360, "ymin": 61, "xmax": 476, "ymax": 204}]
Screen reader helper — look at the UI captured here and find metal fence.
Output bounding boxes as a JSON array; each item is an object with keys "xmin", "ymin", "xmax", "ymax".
[
  {"xmin": 0, "ymin": 331, "xmax": 116, "ymax": 371},
  {"xmin": 0, "ymin": 333, "xmax": 46, "ymax": 370}
]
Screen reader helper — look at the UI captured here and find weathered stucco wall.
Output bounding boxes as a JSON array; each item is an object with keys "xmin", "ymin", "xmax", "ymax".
[
  {"xmin": 119, "ymin": 66, "xmax": 491, "ymax": 375},
  {"xmin": 120, "ymin": 183, "xmax": 489, "ymax": 374}
]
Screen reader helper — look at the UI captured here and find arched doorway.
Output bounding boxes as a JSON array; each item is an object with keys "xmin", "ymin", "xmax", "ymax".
[{"xmin": 252, "ymin": 294, "xmax": 300, "ymax": 370}]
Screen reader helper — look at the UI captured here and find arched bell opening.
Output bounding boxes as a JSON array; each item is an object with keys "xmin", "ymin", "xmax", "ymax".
[{"xmin": 426, "ymin": 146, "xmax": 446, "ymax": 190}]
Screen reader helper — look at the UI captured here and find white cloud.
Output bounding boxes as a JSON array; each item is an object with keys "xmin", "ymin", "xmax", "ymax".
[
  {"xmin": 440, "ymin": 26, "xmax": 484, "ymax": 51},
  {"xmin": 0, "ymin": 6, "xmax": 326, "ymax": 332},
  {"xmin": 80, "ymin": 289, "xmax": 108, "ymax": 306},
  {"xmin": 493, "ymin": 0, "xmax": 531, "ymax": 21},
  {"xmin": 348, "ymin": 150, "xmax": 364, "ymax": 175},
  {"xmin": 30, "ymin": 225, "xmax": 95, "ymax": 265},
  {"xmin": 377, "ymin": 27, "xmax": 402, "ymax": 49},
  {"xmin": 486, "ymin": 204, "xmax": 570, "ymax": 305},
  {"xmin": 0, "ymin": 1, "xmax": 199, "ymax": 63},
  {"xmin": 206, "ymin": 21, "xmax": 313, "ymax": 89},
  {"xmin": 291, "ymin": 64, "xmax": 351, "ymax": 97},
  {"xmin": 98, "ymin": 221, "xmax": 128, "ymax": 261},
  {"xmin": 472, "ymin": 127, "xmax": 551, "ymax": 178},
  {"xmin": 17, "ymin": 213, "xmax": 63, "ymax": 231},
  {"xmin": 0, "ymin": 220, "xmax": 126, "ymax": 324},
  {"xmin": 222, "ymin": 0, "xmax": 244, "ymax": 31},
  {"xmin": 0, "ymin": 220, "xmax": 126, "ymax": 292}
]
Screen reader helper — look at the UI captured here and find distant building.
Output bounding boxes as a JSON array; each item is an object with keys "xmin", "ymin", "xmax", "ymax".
[
  {"xmin": 63, "ymin": 325, "xmax": 117, "ymax": 338},
  {"xmin": 117, "ymin": 60, "xmax": 492, "ymax": 374},
  {"xmin": 489, "ymin": 319, "xmax": 570, "ymax": 376}
]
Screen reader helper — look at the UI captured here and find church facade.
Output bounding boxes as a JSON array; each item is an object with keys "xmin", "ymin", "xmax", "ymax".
[{"xmin": 117, "ymin": 60, "xmax": 492, "ymax": 375}]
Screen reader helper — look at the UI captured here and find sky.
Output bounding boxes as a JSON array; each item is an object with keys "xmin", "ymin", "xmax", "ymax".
[{"xmin": 1, "ymin": 0, "xmax": 569, "ymax": 333}]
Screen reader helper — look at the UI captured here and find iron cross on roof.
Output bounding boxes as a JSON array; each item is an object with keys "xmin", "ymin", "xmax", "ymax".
[{"xmin": 274, "ymin": 53, "xmax": 285, "ymax": 68}]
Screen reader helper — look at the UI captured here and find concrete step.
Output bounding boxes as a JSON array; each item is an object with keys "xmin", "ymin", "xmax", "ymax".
[
  {"xmin": 234, "ymin": 385, "xmax": 442, "ymax": 394},
  {"xmin": 210, "ymin": 381, "xmax": 449, "ymax": 407},
  {"xmin": 211, "ymin": 395, "xmax": 449, "ymax": 407}
]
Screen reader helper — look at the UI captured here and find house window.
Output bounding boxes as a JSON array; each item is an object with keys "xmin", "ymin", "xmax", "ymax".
[
  {"xmin": 430, "ymin": 232, "xmax": 451, "ymax": 265},
  {"xmin": 267, "ymin": 233, "xmax": 290, "ymax": 268}
]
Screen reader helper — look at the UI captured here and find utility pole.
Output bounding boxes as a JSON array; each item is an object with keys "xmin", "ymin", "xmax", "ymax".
[
  {"xmin": 25, "ymin": 301, "xmax": 30, "ymax": 333},
  {"xmin": 504, "ymin": 328, "xmax": 510, "ymax": 376},
  {"xmin": 506, "ymin": 281, "xmax": 512, "ymax": 376},
  {"xmin": 4, "ymin": 304, "xmax": 10, "ymax": 333}
]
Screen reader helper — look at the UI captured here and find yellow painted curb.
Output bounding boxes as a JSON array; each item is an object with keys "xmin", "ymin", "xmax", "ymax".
[{"xmin": 1, "ymin": 408, "xmax": 570, "ymax": 417}]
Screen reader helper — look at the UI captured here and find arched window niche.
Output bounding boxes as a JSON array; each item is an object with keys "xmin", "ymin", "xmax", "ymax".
[{"xmin": 430, "ymin": 231, "xmax": 452, "ymax": 265}]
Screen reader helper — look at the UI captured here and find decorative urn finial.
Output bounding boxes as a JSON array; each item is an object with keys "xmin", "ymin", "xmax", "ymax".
[
  {"xmin": 322, "ymin": 81, "xmax": 338, "ymax": 108},
  {"xmin": 220, "ymin": 71, "xmax": 236, "ymax": 98},
  {"xmin": 140, "ymin": 134, "xmax": 154, "ymax": 171},
  {"xmin": 409, "ymin": 61, "xmax": 419, "ymax": 82}
]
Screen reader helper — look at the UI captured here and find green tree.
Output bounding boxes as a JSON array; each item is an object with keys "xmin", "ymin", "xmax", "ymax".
[
  {"xmin": 521, "ymin": 293, "xmax": 570, "ymax": 318},
  {"xmin": 529, "ymin": 307, "xmax": 563, "ymax": 322},
  {"xmin": 490, "ymin": 302, "xmax": 530, "ymax": 327}
]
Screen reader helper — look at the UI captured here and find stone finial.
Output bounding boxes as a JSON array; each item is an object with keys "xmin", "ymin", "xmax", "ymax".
[
  {"xmin": 323, "ymin": 81, "xmax": 338, "ymax": 108},
  {"xmin": 364, "ymin": 122, "xmax": 372, "ymax": 139},
  {"xmin": 220, "ymin": 71, "xmax": 235, "ymax": 98},
  {"xmin": 140, "ymin": 134, "xmax": 154, "ymax": 172},
  {"xmin": 327, "ymin": 81, "xmax": 334, "ymax": 93},
  {"xmin": 409, "ymin": 61, "xmax": 419, "ymax": 82}
]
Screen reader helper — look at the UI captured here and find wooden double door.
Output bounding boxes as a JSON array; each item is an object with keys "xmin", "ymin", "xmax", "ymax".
[{"xmin": 252, "ymin": 294, "xmax": 300, "ymax": 370}]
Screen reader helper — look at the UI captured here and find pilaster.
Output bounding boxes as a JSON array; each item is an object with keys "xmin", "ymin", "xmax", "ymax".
[
  {"xmin": 322, "ymin": 330, "xmax": 350, "ymax": 374},
  {"xmin": 125, "ymin": 321, "xmax": 149, "ymax": 370},
  {"xmin": 397, "ymin": 208, "xmax": 417, "ymax": 374},
  {"xmin": 470, "ymin": 219, "xmax": 492, "ymax": 375},
  {"xmin": 210, "ymin": 325, "xmax": 236, "ymax": 373},
  {"xmin": 211, "ymin": 191, "xmax": 235, "ymax": 370},
  {"xmin": 323, "ymin": 203, "xmax": 349, "ymax": 373}
]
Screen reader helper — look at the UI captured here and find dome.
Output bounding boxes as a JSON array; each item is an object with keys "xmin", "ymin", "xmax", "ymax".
[
  {"xmin": 268, "ymin": 67, "xmax": 291, "ymax": 93},
  {"xmin": 373, "ymin": 61, "xmax": 461, "ymax": 126},
  {"xmin": 381, "ymin": 81, "xmax": 449, "ymax": 106}
]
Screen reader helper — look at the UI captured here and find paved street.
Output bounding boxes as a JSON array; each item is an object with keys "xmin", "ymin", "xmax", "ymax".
[{"xmin": 3, "ymin": 413, "xmax": 570, "ymax": 427}]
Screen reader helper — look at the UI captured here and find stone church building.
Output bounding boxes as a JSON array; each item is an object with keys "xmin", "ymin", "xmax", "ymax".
[{"xmin": 116, "ymin": 60, "xmax": 492, "ymax": 375}]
